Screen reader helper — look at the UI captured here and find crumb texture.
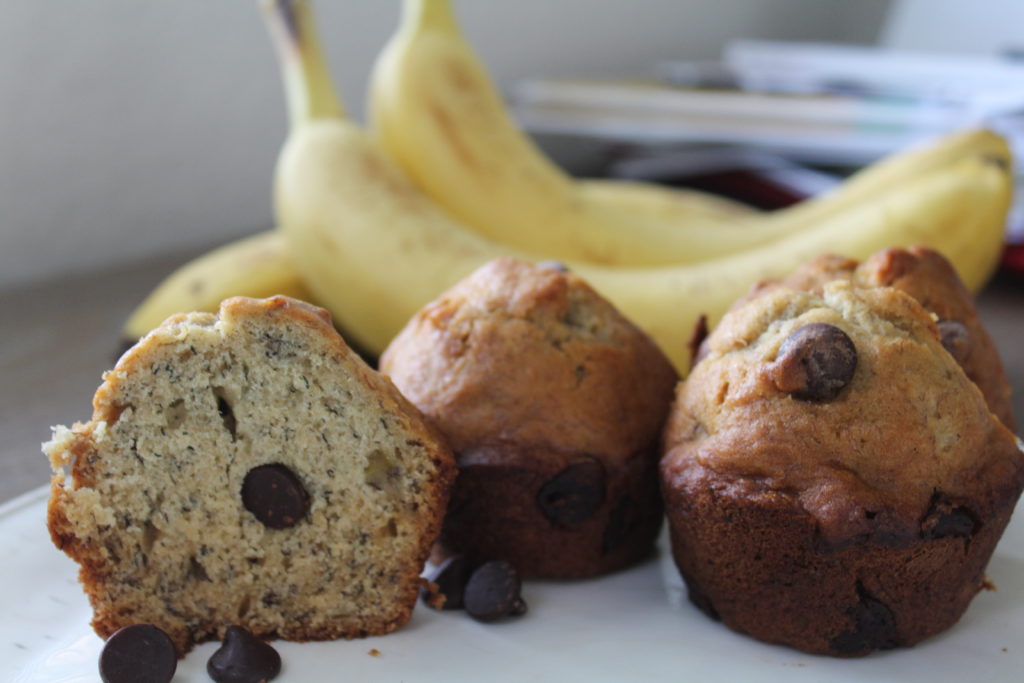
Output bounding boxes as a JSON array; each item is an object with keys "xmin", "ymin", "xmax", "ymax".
[{"xmin": 46, "ymin": 296, "xmax": 455, "ymax": 654}]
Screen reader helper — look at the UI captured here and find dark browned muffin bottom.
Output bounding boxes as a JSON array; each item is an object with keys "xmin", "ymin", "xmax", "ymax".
[
  {"xmin": 662, "ymin": 474, "xmax": 1018, "ymax": 657},
  {"xmin": 435, "ymin": 442, "xmax": 663, "ymax": 579}
]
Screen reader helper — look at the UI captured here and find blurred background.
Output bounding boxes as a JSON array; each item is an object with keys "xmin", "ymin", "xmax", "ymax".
[
  {"xmin": 1, "ymin": 0, "xmax": 893, "ymax": 289},
  {"xmin": 2, "ymin": 0, "xmax": 1024, "ymax": 501},
  {"xmin": 7, "ymin": 0, "xmax": 1024, "ymax": 290}
]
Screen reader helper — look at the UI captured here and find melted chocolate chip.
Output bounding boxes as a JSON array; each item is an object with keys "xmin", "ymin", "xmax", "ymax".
[
  {"xmin": 537, "ymin": 458, "xmax": 606, "ymax": 526},
  {"xmin": 421, "ymin": 554, "xmax": 472, "ymax": 610},
  {"xmin": 768, "ymin": 323, "xmax": 857, "ymax": 402},
  {"xmin": 937, "ymin": 320, "xmax": 970, "ymax": 365},
  {"xmin": 931, "ymin": 510, "xmax": 977, "ymax": 538},
  {"xmin": 242, "ymin": 464, "xmax": 309, "ymax": 529},
  {"xmin": 922, "ymin": 493, "xmax": 980, "ymax": 539},
  {"xmin": 464, "ymin": 561, "xmax": 528, "ymax": 622},
  {"xmin": 207, "ymin": 625, "xmax": 282, "ymax": 683},
  {"xmin": 829, "ymin": 584, "xmax": 898, "ymax": 655},
  {"xmin": 99, "ymin": 624, "xmax": 177, "ymax": 683},
  {"xmin": 602, "ymin": 495, "xmax": 637, "ymax": 555}
]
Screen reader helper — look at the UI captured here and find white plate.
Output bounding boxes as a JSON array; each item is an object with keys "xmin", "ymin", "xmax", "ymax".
[{"xmin": 3, "ymin": 485, "xmax": 1023, "ymax": 683}]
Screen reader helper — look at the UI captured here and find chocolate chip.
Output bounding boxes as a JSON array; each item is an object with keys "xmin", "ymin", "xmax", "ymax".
[
  {"xmin": 602, "ymin": 495, "xmax": 636, "ymax": 555},
  {"xmin": 99, "ymin": 624, "xmax": 177, "ymax": 683},
  {"xmin": 768, "ymin": 323, "xmax": 857, "ymax": 402},
  {"xmin": 242, "ymin": 464, "xmax": 309, "ymax": 529},
  {"xmin": 207, "ymin": 625, "xmax": 282, "ymax": 683},
  {"xmin": 464, "ymin": 560, "xmax": 528, "ymax": 622},
  {"xmin": 937, "ymin": 320, "xmax": 970, "ymax": 365},
  {"xmin": 421, "ymin": 554, "xmax": 472, "ymax": 610},
  {"xmin": 537, "ymin": 457, "xmax": 606, "ymax": 526},
  {"xmin": 922, "ymin": 493, "xmax": 979, "ymax": 539},
  {"xmin": 829, "ymin": 583, "xmax": 898, "ymax": 655},
  {"xmin": 930, "ymin": 509, "xmax": 977, "ymax": 538}
]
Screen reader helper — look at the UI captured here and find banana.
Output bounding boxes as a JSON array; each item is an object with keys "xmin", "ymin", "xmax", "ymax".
[
  {"xmin": 585, "ymin": 153, "xmax": 1011, "ymax": 371},
  {"xmin": 369, "ymin": 0, "xmax": 1009, "ymax": 266},
  {"xmin": 123, "ymin": 231, "xmax": 312, "ymax": 339},
  {"xmin": 368, "ymin": 0, "xmax": 763, "ymax": 265},
  {"xmin": 578, "ymin": 179, "xmax": 759, "ymax": 228},
  {"xmin": 266, "ymin": 0, "xmax": 1012, "ymax": 374}
]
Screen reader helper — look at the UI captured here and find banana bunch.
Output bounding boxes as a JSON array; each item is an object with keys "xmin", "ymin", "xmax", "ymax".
[
  {"xmin": 368, "ymin": 0, "xmax": 1011, "ymax": 267},
  {"xmin": 268, "ymin": 0, "xmax": 1011, "ymax": 372},
  {"xmin": 370, "ymin": 0, "xmax": 785, "ymax": 266},
  {"xmin": 121, "ymin": 4, "xmax": 755, "ymax": 342},
  {"xmin": 124, "ymin": 0, "xmax": 1013, "ymax": 377}
]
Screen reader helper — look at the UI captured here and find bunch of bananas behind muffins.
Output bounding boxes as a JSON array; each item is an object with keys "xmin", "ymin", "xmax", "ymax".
[{"xmin": 124, "ymin": 0, "xmax": 1014, "ymax": 374}]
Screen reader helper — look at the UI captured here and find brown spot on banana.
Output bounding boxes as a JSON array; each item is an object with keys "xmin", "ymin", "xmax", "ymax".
[{"xmin": 430, "ymin": 104, "xmax": 481, "ymax": 173}]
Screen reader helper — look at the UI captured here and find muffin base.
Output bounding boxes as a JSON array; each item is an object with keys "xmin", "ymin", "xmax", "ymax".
[
  {"xmin": 663, "ymin": 471, "xmax": 1019, "ymax": 657},
  {"xmin": 436, "ymin": 441, "xmax": 663, "ymax": 579}
]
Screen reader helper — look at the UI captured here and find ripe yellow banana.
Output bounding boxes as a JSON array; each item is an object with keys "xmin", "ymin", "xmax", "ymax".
[
  {"xmin": 368, "ymin": 0, "xmax": 766, "ymax": 265},
  {"xmin": 586, "ymin": 153, "xmax": 1011, "ymax": 371},
  {"xmin": 122, "ymin": 231, "xmax": 312, "ymax": 339},
  {"xmin": 369, "ymin": 0, "xmax": 1009, "ymax": 266},
  {"xmin": 578, "ymin": 179, "xmax": 759, "ymax": 228},
  {"xmin": 266, "ymin": 0, "xmax": 1012, "ymax": 374}
]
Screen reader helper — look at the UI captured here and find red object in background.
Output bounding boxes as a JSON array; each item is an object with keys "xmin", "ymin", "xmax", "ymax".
[
  {"xmin": 665, "ymin": 169, "xmax": 806, "ymax": 210},
  {"xmin": 1002, "ymin": 244, "xmax": 1024, "ymax": 277},
  {"xmin": 605, "ymin": 146, "xmax": 836, "ymax": 211}
]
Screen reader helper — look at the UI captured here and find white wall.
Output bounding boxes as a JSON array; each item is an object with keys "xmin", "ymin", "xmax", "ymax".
[
  {"xmin": 882, "ymin": 0, "xmax": 1024, "ymax": 53},
  {"xmin": 0, "ymin": 0, "xmax": 890, "ymax": 289}
]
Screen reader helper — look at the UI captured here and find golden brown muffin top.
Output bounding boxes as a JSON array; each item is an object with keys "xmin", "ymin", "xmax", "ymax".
[
  {"xmin": 380, "ymin": 259, "xmax": 678, "ymax": 459},
  {"xmin": 757, "ymin": 245, "xmax": 1011, "ymax": 430},
  {"xmin": 857, "ymin": 247, "xmax": 1015, "ymax": 430},
  {"xmin": 662, "ymin": 280, "xmax": 1023, "ymax": 544},
  {"xmin": 735, "ymin": 247, "xmax": 1015, "ymax": 430}
]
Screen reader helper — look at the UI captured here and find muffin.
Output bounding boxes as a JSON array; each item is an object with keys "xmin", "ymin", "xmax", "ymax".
[
  {"xmin": 45, "ymin": 296, "xmax": 455, "ymax": 654},
  {"xmin": 661, "ymin": 280, "xmax": 1024, "ymax": 656},
  {"xmin": 737, "ymin": 246, "xmax": 1014, "ymax": 429},
  {"xmin": 380, "ymin": 259, "xmax": 678, "ymax": 578}
]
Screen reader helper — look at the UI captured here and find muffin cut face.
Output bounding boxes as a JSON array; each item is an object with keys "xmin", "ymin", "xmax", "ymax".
[{"xmin": 45, "ymin": 297, "xmax": 454, "ymax": 654}]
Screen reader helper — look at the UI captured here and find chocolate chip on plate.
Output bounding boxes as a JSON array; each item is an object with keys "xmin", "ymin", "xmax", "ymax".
[
  {"xmin": 421, "ymin": 554, "xmax": 473, "ymax": 610},
  {"xmin": 937, "ymin": 320, "xmax": 970, "ymax": 365},
  {"xmin": 99, "ymin": 624, "xmax": 177, "ymax": 683},
  {"xmin": 768, "ymin": 322, "xmax": 857, "ymax": 402},
  {"xmin": 207, "ymin": 625, "xmax": 282, "ymax": 683},
  {"xmin": 464, "ymin": 560, "xmax": 528, "ymax": 622},
  {"xmin": 537, "ymin": 457, "xmax": 606, "ymax": 526},
  {"xmin": 241, "ymin": 464, "xmax": 309, "ymax": 529}
]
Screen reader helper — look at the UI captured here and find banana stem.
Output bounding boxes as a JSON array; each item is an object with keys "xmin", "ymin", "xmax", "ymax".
[
  {"xmin": 261, "ymin": 0, "xmax": 344, "ymax": 128},
  {"xmin": 403, "ymin": 0, "xmax": 459, "ymax": 33}
]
